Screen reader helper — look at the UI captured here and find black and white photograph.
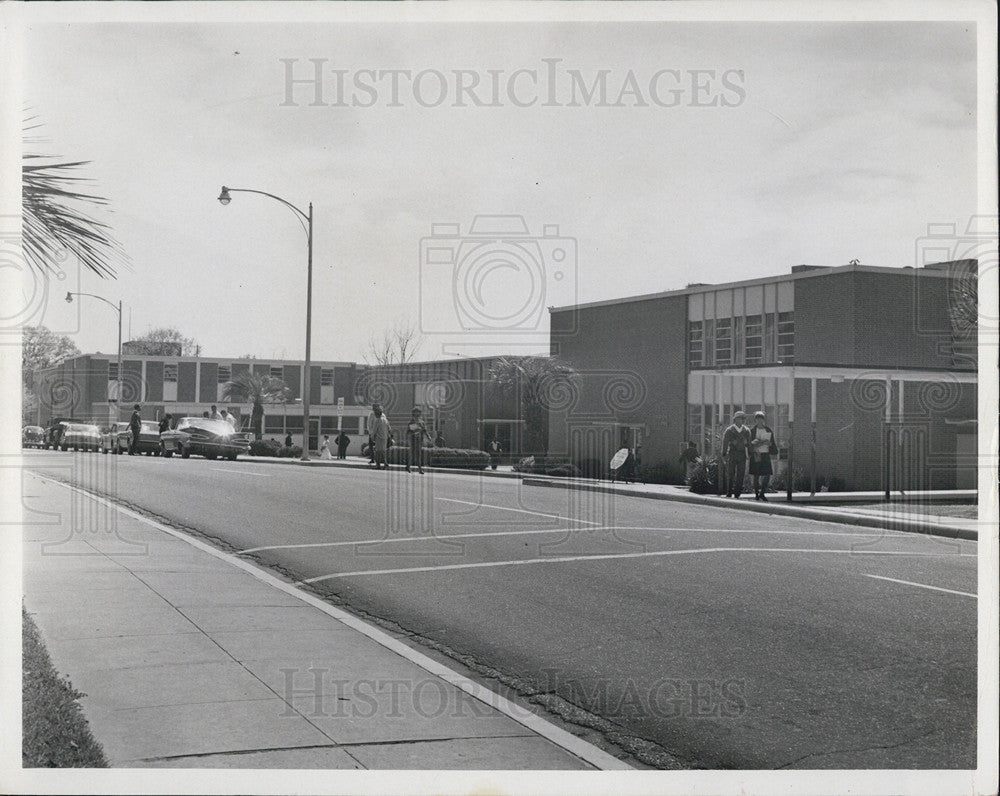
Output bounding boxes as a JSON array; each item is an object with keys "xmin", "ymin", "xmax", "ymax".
[{"xmin": 1, "ymin": 2, "xmax": 997, "ymax": 795}]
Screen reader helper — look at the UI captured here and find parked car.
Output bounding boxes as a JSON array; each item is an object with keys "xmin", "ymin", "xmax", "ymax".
[
  {"xmin": 22, "ymin": 425, "xmax": 45, "ymax": 448},
  {"xmin": 116, "ymin": 420, "xmax": 162, "ymax": 455},
  {"xmin": 99, "ymin": 422, "xmax": 131, "ymax": 454},
  {"xmin": 43, "ymin": 419, "xmax": 73, "ymax": 450},
  {"xmin": 160, "ymin": 417, "xmax": 250, "ymax": 460},
  {"xmin": 58, "ymin": 423, "xmax": 102, "ymax": 452}
]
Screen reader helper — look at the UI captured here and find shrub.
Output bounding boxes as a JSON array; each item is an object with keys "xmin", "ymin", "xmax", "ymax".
[
  {"xmin": 386, "ymin": 446, "xmax": 490, "ymax": 470},
  {"xmin": 545, "ymin": 464, "xmax": 581, "ymax": 478},
  {"xmin": 827, "ymin": 475, "xmax": 847, "ymax": 492},
  {"xmin": 638, "ymin": 461, "xmax": 686, "ymax": 485},
  {"xmin": 513, "ymin": 456, "xmax": 536, "ymax": 473},
  {"xmin": 276, "ymin": 444, "xmax": 304, "ymax": 458},
  {"xmin": 771, "ymin": 467, "xmax": 827, "ymax": 492},
  {"xmin": 249, "ymin": 439, "xmax": 282, "ymax": 457},
  {"xmin": 688, "ymin": 456, "xmax": 720, "ymax": 494}
]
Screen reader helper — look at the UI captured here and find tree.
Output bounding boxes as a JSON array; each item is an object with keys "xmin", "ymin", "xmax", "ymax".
[
  {"xmin": 220, "ymin": 372, "xmax": 290, "ymax": 440},
  {"xmin": 365, "ymin": 319, "xmax": 421, "ymax": 366},
  {"xmin": 488, "ymin": 356, "xmax": 577, "ymax": 453},
  {"xmin": 22, "ymin": 325, "xmax": 80, "ymax": 387},
  {"xmin": 129, "ymin": 327, "xmax": 200, "ymax": 356},
  {"xmin": 22, "ymin": 116, "xmax": 127, "ymax": 278}
]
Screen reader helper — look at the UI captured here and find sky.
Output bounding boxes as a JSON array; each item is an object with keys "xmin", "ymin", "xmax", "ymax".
[{"xmin": 18, "ymin": 15, "xmax": 979, "ymax": 364}]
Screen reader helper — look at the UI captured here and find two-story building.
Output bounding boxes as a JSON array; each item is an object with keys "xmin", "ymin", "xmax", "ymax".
[{"xmin": 548, "ymin": 260, "xmax": 978, "ymax": 491}]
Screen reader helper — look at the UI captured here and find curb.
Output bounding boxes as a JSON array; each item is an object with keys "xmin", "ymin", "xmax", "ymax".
[
  {"xmin": 521, "ymin": 476, "xmax": 979, "ymax": 541},
  {"xmin": 240, "ymin": 455, "xmax": 523, "ymax": 480}
]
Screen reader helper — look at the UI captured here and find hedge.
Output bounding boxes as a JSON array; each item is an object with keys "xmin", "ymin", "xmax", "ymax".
[{"xmin": 386, "ymin": 446, "xmax": 489, "ymax": 470}]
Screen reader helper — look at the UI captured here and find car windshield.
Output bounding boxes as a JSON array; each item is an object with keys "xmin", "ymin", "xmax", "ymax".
[{"xmin": 177, "ymin": 418, "xmax": 233, "ymax": 435}]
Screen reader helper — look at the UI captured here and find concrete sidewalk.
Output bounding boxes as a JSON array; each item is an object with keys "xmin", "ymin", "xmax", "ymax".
[
  {"xmin": 521, "ymin": 476, "xmax": 982, "ymax": 541},
  {"xmin": 21, "ymin": 473, "xmax": 623, "ymax": 770}
]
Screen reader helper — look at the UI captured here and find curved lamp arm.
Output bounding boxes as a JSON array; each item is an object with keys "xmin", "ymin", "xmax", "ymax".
[{"xmin": 218, "ymin": 186, "xmax": 310, "ymax": 235}]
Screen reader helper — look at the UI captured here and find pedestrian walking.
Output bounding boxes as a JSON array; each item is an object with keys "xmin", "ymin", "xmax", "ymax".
[
  {"xmin": 405, "ymin": 407, "xmax": 432, "ymax": 473},
  {"xmin": 487, "ymin": 438, "xmax": 503, "ymax": 470},
  {"xmin": 335, "ymin": 430, "xmax": 350, "ymax": 459},
  {"xmin": 319, "ymin": 435, "xmax": 333, "ymax": 460},
  {"xmin": 284, "ymin": 433, "xmax": 293, "ymax": 448},
  {"xmin": 369, "ymin": 404, "xmax": 392, "ymax": 470},
  {"xmin": 128, "ymin": 403, "xmax": 142, "ymax": 456},
  {"xmin": 721, "ymin": 409, "xmax": 751, "ymax": 498},
  {"xmin": 679, "ymin": 440, "xmax": 699, "ymax": 482},
  {"xmin": 366, "ymin": 403, "xmax": 381, "ymax": 465},
  {"xmin": 749, "ymin": 410, "xmax": 779, "ymax": 501}
]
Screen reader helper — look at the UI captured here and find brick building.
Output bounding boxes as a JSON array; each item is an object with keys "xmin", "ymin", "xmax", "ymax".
[
  {"xmin": 549, "ymin": 261, "xmax": 978, "ymax": 491},
  {"xmin": 31, "ymin": 353, "xmax": 534, "ymax": 457}
]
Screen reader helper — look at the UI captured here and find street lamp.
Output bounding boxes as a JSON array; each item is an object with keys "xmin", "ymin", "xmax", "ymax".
[
  {"xmin": 218, "ymin": 185, "xmax": 314, "ymax": 462},
  {"xmin": 66, "ymin": 292, "xmax": 123, "ymax": 421}
]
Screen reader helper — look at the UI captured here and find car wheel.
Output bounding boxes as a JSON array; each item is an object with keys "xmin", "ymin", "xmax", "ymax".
[
  {"xmin": 228, "ymin": 453, "xmax": 238, "ymax": 461},
  {"xmin": 161, "ymin": 443, "xmax": 173, "ymax": 458},
  {"xmin": 181, "ymin": 445, "xmax": 191, "ymax": 459}
]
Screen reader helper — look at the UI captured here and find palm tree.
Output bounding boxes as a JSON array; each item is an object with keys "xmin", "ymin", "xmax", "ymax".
[
  {"xmin": 22, "ymin": 154, "xmax": 126, "ymax": 278},
  {"xmin": 220, "ymin": 373, "xmax": 290, "ymax": 440},
  {"xmin": 488, "ymin": 356, "xmax": 577, "ymax": 454}
]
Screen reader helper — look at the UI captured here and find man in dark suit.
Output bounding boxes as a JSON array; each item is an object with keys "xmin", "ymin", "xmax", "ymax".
[
  {"xmin": 721, "ymin": 409, "xmax": 751, "ymax": 498},
  {"xmin": 128, "ymin": 403, "xmax": 142, "ymax": 456}
]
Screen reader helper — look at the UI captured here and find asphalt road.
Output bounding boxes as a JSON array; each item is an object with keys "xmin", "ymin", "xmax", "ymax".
[{"xmin": 24, "ymin": 451, "xmax": 977, "ymax": 769}]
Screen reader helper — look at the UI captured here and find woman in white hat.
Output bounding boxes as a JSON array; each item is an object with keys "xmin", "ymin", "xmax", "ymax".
[{"xmin": 749, "ymin": 410, "xmax": 779, "ymax": 500}]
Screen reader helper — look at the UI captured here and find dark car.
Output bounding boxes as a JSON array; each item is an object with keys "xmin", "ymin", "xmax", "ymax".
[
  {"xmin": 116, "ymin": 420, "xmax": 162, "ymax": 455},
  {"xmin": 43, "ymin": 419, "xmax": 72, "ymax": 450},
  {"xmin": 160, "ymin": 417, "xmax": 250, "ymax": 461},
  {"xmin": 22, "ymin": 426, "xmax": 46, "ymax": 448}
]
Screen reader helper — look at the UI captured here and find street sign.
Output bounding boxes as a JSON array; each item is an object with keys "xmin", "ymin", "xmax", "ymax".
[{"xmin": 337, "ymin": 397, "xmax": 344, "ymax": 431}]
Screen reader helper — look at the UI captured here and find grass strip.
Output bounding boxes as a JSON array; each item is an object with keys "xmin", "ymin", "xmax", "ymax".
[{"xmin": 22, "ymin": 607, "xmax": 109, "ymax": 767}]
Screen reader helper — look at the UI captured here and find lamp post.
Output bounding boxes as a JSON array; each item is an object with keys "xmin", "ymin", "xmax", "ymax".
[
  {"xmin": 218, "ymin": 186, "xmax": 313, "ymax": 462},
  {"xmin": 66, "ymin": 292, "xmax": 122, "ymax": 421}
]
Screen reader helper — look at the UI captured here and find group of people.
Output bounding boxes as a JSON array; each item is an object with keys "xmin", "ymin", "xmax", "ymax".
[
  {"xmin": 361, "ymin": 402, "xmax": 434, "ymax": 473},
  {"xmin": 721, "ymin": 409, "xmax": 779, "ymax": 500},
  {"xmin": 318, "ymin": 431, "xmax": 351, "ymax": 460}
]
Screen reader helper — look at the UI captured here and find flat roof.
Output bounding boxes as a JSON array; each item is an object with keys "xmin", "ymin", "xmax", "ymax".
[{"xmin": 548, "ymin": 262, "xmax": 966, "ymax": 314}]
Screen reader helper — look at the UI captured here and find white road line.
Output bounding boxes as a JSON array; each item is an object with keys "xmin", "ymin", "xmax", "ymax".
[
  {"xmin": 212, "ymin": 468, "xmax": 271, "ymax": 476},
  {"xmin": 239, "ymin": 525, "xmax": 907, "ymax": 555},
  {"xmin": 305, "ymin": 547, "xmax": 975, "ymax": 582},
  {"xmin": 861, "ymin": 574, "xmax": 977, "ymax": 599},
  {"xmin": 437, "ymin": 497, "xmax": 600, "ymax": 525},
  {"xmin": 37, "ymin": 474, "xmax": 628, "ymax": 771}
]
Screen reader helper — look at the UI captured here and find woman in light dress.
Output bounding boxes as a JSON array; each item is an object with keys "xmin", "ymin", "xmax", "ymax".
[{"xmin": 319, "ymin": 434, "xmax": 333, "ymax": 460}]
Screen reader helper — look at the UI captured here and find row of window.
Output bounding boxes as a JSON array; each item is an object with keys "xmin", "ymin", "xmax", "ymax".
[
  {"xmin": 107, "ymin": 363, "xmax": 339, "ymax": 386},
  {"xmin": 689, "ymin": 312, "xmax": 794, "ymax": 367}
]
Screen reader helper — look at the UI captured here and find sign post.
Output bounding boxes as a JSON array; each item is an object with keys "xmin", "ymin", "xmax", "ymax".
[{"xmin": 336, "ymin": 396, "xmax": 344, "ymax": 432}]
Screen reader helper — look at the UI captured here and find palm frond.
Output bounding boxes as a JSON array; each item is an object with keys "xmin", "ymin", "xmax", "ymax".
[{"xmin": 22, "ymin": 155, "xmax": 128, "ymax": 279}]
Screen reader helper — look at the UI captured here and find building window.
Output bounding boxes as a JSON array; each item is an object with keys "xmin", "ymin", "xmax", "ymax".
[
  {"xmin": 732, "ymin": 316, "xmax": 745, "ymax": 366},
  {"xmin": 764, "ymin": 313, "xmax": 776, "ymax": 363},
  {"xmin": 777, "ymin": 312, "xmax": 794, "ymax": 363},
  {"xmin": 715, "ymin": 318, "xmax": 732, "ymax": 366},
  {"xmin": 703, "ymin": 319, "xmax": 715, "ymax": 367},
  {"xmin": 270, "ymin": 366, "xmax": 284, "ymax": 379},
  {"xmin": 744, "ymin": 315, "xmax": 763, "ymax": 364},
  {"xmin": 688, "ymin": 321, "xmax": 703, "ymax": 368},
  {"xmin": 218, "ymin": 364, "xmax": 232, "ymax": 383}
]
